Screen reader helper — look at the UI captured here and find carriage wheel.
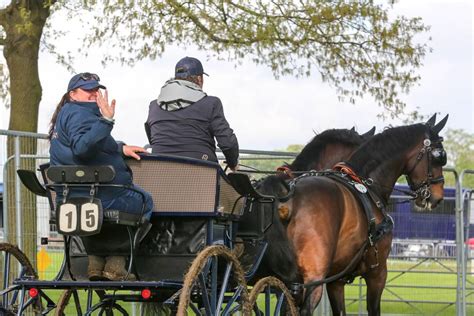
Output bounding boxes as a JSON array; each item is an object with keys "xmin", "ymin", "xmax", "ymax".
[
  {"xmin": 55, "ymin": 289, "xmax": 127, "ymax": 316},
  {"xmin": 249, "ymin": 276, "xmax": 298, "ymax": 316},
  {"xmin": 0, "ymin": 242, "xmax": 40, "ymax": 315},
  {"xmin": 177, "ymin": 245, "xmax": 250, "ymax": 315}
]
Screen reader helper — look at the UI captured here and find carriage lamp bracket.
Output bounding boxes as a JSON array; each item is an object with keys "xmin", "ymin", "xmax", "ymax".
[
  {"xmin": 290, "ymin": 282, "xmax": 303, "ymax": 297},
  {"xmin": 62, "ymin": 185, "xmax": 69, "ymax": 204}
]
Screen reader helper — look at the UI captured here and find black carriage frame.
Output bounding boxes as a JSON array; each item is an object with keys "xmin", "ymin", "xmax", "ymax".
[{"xmin": 1, "ymin": 154, "xmax": 296, "ymax": 315}]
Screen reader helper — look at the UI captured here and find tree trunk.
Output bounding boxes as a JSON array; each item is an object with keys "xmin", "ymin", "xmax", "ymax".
[
  {"xmin": 3, "ymin": 1, "xmax": 50, "ymax": 133},
  {"xmin": 1, "ymin": 1, "xmax": 51, "ymax": 272}
]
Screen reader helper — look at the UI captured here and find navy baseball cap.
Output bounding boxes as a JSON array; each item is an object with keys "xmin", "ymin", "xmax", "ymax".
[
  {"xmin": 175, "ymin": 57, "xmax": 209, "ymax": 79},
  {"xmin": 67, "ymin": 72, "xmax": 106, "ymax": 92}
]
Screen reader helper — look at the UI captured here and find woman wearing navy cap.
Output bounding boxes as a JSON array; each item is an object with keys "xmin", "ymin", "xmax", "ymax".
[{"xmin": 48, "ymin": 72, "xmax": 154, "ymax": 281}]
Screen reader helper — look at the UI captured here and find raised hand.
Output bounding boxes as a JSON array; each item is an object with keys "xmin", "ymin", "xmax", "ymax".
[{"xmin": 97, "ymin": 89, "xmax": 116, "ymax": 119}]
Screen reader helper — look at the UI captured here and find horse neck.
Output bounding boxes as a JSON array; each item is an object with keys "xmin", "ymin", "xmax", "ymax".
[
  {"xmin": 290, "ymin": 144, "xmax": 356, "ymax": 171},
  {"xmin": 364, "ymin": 159, "xmax": 406, "ymax": 200},
  {"xmin": 315, "ymin": 145, "xmax": 355, "ymax": 170},
  {"xmin": 349, "ymin": 127, "xmax": 426, "ymax": 200}
]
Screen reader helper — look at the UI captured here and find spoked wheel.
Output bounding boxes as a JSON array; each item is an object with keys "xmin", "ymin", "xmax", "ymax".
[
  {"xmin": 0, "ymin": 242, "xmax": 40, "ymax": 315},
  {"xmin": 249, "ymin": 277, "xmax": 298, "ymax": 316},
  {"xmin": 178, "ymin": 245, "xmax": 250, "ymax": 315},
  {"xmin": 55, "ymin": 289, "xmax": 128, "ymax": 316}
]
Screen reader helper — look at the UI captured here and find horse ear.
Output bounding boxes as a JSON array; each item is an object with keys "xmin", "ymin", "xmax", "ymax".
[
  {"xmin": 426, "ymin": 113, "xmax": 437, "ymax": 127},
  {"xmin": 350, "ymin": 126, "xmax": 356, "ymax": 132},
  {"xmin": 362, "ymin": 126, "xmax": 376, "ymax": 138},
  {"xmin": 432, "ymin": 114, "xmax": 449, "ymax": 134}
]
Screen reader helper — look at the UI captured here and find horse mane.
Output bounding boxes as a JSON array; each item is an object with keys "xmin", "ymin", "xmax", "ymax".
[
  {"xmin": 349, "ymin": 123, "xmax": 427, "ymax": 176},
  {"xmin": 289, "ymin": 129, "xmax": 366, "ymax": 171}
]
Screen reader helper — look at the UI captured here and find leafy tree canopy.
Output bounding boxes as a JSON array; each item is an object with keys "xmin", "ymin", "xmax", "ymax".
[
  {"xmin": 443, "ymin": 128, "xmax": 474, "ymax": 188},
  {"xmin": 1, "ymin": 0, "xmax": 430, "ymax": 125}
]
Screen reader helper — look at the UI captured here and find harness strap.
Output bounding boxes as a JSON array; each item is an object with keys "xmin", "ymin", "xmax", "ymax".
[
  {"xmin": 328, "ymin": 174, "xmax": 394, "ymax": 246},
  {"xmin": 276, "ymin": 165, "xmax": 295, "ymax": 179},
  {"xmin": 333, "ymin": 162, "xmax": 363, "ymax": 183}
]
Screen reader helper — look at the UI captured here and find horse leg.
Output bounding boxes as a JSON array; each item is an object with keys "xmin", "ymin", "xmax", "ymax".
[
  {"xmin": 364, "ymin": 265, "xmax": 388, "ymax": 316},
  {"xmin": 327, "ymin": 280, "xmax": 346, "ymax": 316}
]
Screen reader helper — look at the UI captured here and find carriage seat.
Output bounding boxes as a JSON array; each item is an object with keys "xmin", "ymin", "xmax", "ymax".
[
  {"xmin": 17, "ymin": 165, "xmax": 148, "ymax": 230},
  {"xmin": 126, "ymin": 154, "xmax": 245, "ymax": 216}
]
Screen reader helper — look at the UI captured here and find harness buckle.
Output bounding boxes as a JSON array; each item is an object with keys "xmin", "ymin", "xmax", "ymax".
[{"xmin": 370, "ymin": 246, "xmax": 379, "ymax": 269}]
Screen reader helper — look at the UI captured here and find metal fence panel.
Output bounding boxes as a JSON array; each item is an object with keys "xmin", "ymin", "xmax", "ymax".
[{"xmin": 0, "ymin": 129, "xmax": 473, "ymax": 315}]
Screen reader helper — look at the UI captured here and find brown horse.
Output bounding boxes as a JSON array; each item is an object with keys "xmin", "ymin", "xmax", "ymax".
[
  {"xmin": 288, "ymin": 126, "xmax": 376, "ymax": 172},
  {"xmin": 285, "ymin": 115, "xmax": 448, "ymax": 315},
  {"xmin": 240, "ymin": 127, "xmax": 375, "ymax": 288}
]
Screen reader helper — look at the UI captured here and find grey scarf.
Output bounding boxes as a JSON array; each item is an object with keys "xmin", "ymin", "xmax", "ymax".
[{"xmin": 157, "ymin": 79, "xmax": 207, "ymax": 111}]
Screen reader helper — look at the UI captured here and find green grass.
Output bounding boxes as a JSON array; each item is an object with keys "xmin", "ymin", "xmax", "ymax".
[
  {"xmin": 32, "ymin": 252, "xmax": 474, "ymax": 315},
  {"xmin": 344, "ymin": 259, "xmax": 474, "ymax": 315}
]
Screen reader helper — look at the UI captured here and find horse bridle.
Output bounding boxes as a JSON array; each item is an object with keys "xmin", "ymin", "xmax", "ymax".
[{"xmin": 405, "ymin": 137, "xmax": 446, "ymax": 202}]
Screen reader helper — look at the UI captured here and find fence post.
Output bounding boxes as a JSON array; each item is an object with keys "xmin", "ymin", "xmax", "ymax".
[
  {"xmin": 2, "ymin": 157, "xmax": 13, "ymax": 242},
  {"xmin": 459, "ymin": 169, "xmax": 474, "ymax": 316},
  {"xmin": 14, "ymin": 136, "xmax": 23, "ymax": 251}
]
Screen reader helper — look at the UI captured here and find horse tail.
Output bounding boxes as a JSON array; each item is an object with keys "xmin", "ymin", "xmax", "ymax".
[{"xmin": 300, "ymin": 283, "xmax": 324, "ymax": 316}]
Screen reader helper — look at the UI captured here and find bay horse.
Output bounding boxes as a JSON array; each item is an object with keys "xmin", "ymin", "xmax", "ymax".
[
  {"xmin": 240, "ymin": 127, "xmax": 375, "ymax": 286},
  {"xmin": 285, "ymin": 115, "xmax": 448, "ymax": 315},
  {"xmin": 288, "ymin": 126, "xmax": 376, "ymax": 172}
]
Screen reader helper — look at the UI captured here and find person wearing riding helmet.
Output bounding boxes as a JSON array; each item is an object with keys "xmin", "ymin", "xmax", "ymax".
[
  {"xmin": 48, "ymin": 72, "xmax": 154, "ymax": 281},
  {"xmin": 145, "ymin": 57, "xmax": 239, "ymax": 171}
]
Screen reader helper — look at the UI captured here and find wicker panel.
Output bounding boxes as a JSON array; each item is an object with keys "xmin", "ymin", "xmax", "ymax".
[
  {"xmin": 218, "ymin": 177, "xmax": 244, "ymax": 215},
  {"xmin": 128, "ymin": 159, "xmax": 218, "ymax": 213}
]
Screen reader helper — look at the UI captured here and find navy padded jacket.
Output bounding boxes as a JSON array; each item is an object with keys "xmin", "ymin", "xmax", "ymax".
[
  {"xmin": 146, "ymin": 96, "xmax": 239, "ymax": 167},
  {"xmin": 49, "ymin": 101, "xmax": 132, "ymax": 200}
]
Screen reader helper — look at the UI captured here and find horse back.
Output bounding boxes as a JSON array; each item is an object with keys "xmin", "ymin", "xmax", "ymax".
[{"xmin": 287, "ymin": 176, "xmax": 368, "ymax": 272}]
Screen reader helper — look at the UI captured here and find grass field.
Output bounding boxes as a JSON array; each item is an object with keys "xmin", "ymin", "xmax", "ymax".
[{"xmin": 20, "ymin": 251, "xmax": 474, "ymax": 315}]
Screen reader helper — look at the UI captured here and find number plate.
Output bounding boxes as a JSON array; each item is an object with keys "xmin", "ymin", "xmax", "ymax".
[{"xmin": 57, "ymin": 197, "xmax": 103, "ymax": 236}]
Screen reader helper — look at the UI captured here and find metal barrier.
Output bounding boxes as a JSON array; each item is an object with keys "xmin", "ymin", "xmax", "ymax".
[
  {"xmin": 0, "ymin": 130, "xmax": 50, "ymax": 273},
  {"xmin": 1, "ymin": 128, "xmax": 473, "ymax": 315}
]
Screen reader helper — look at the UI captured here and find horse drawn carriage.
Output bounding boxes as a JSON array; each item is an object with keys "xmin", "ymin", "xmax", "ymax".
[
  {"xmin": 0, "ymin": 114, "xmax": 449, "ymax": 315},
  {"xmin": 1, "ymin": 154, "xmax": 297, "ymax": 315}
]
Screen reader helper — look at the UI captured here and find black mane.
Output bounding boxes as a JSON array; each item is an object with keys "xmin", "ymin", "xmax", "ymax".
[
  {"xmin": 349, "ymin": 123, "xmax": 428, "ymax": 176},
  {"xmin": 289, "ymin": 129, "xmax": 366, "ymax": 171}
]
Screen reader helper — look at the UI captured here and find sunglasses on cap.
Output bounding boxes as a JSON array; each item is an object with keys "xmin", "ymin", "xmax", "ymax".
[{"xmin": 79, "ymin": 72, "xmax": 100, "ymax": 81}]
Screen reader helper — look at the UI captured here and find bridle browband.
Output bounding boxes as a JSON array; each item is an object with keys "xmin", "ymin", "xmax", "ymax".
[{"xmin": 405, "ymin": 137, "xmax": 446, "ymax": 204}]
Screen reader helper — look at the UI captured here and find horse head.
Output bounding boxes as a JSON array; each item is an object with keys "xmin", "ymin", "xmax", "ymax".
[{"xmin": 405, "ymin": 114, "xmax": 448, "ymax": 210}]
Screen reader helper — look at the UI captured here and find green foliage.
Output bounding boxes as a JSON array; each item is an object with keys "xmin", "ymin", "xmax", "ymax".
[
  {"xmin": 284, "ymin": 144, "xmax": 304, "ymax": 153},
  {"xmin": 0, "ymin": 0, "xmax": 430, "ymax": 119},
  {"xmin": 443, "ymin": 128, "xmax": 474, "ymax": 188},
  {"xmin": 239, "ymin": 144, "xmax": 301, "ymax": 178},
  {"xmin": 73, "ymin": 0, "xmax": 428, "ymax": 118}
]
